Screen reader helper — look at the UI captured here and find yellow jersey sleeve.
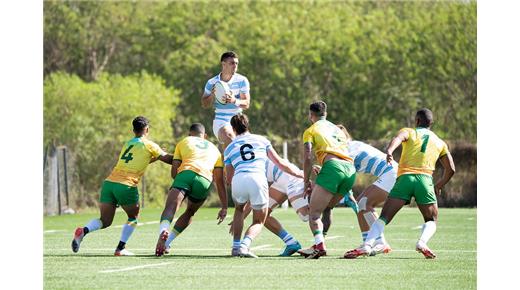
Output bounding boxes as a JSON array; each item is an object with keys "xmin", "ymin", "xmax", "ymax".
[
  {"xmin": 144, "ymin": 139, "xmax": 166, "ymax": 158},
  {"xmin": 302, "ymin": 127, "xmax": 314, "ymax": 144},
  {"xmin": 214, "ymin": 152, "xmax": 224, "ymax": 168},
  {"xmin": 173, "ymin": 139, "xmax": 185, "ymax": 161}
]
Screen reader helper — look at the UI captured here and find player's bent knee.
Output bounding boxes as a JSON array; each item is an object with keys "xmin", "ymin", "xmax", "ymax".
[{"xmin": 268, "ymin": 198, "xmax": 279, "ymax": 210}]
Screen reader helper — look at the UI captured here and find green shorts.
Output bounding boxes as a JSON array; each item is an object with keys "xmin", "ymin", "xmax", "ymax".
[
  {"xmin": 389, "ymin": 174, "xmax": 436, "ymax": 205},
  {"xmin": 99, "ymin": 180, "xmax": 139, "ymax": 206},
  {"xmin": 315, "ymin": 159, "xmax": 356, "ymax": 196},
  {"xmin": 172, "ymin": 170, "xmax": 212, "ymax": 203}
]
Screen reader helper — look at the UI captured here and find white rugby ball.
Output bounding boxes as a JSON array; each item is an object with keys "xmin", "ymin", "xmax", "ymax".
[{"xmin": 214, "ymin": 80, "xmax": 231, "ymax": 105}]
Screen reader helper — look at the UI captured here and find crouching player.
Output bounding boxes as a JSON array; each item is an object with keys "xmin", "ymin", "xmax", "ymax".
[
  {"xmin": 71, "ymin": 116, "xmax": 173, "ymax": 256},
  {"xmin": 345, "ymin": 108, "xmax": 455, "ymax": 259},
  {"xmin": 155, "ymin": 123, "xmax": 227, "ymax": 256}
]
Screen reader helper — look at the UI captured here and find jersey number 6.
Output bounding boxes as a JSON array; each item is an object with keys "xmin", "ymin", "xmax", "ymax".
[{"xmin": 239, "ymin": 144, "xmax": 255, "ymax": 161}]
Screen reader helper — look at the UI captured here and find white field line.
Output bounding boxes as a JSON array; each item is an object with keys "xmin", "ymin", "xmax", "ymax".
[
  {"xmin": 100, "ymin": 262, "xmax": 175, "ymax": 273},
  {"xmin": 45, "ymin": 220, "xmax": 165, "ymax": 233},
  {"xmin": 44, "ymin": 230, "xmax": 66, "ymax": 234},
  {"xmin": 324, "ymin": 235, "xmax": 343, "ymax": 240},
  {"xmin": 250, "ymin": 244, "xmax": 272, "ymax": 250},
  {"xmin": 412, "ymin": 225, "xmax": 423, "ymax": 229}
]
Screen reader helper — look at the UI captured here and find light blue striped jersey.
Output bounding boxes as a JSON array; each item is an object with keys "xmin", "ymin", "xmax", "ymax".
[
  {"xmin": 203, "ymin": 73, "xmax": 250, "ymax": 123},
  {"xmin": 224, "ymin": 133, "xmax": 271, "ymax": 175},
  {"xmin": 348, "ymin": 140, "xmax": 397, "ymax": 177},
  {"xmin": 265, "ymin": 159, "xmax": 302, "ymax": 183}
]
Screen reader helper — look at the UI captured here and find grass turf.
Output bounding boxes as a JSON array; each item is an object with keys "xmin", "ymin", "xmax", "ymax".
[{"xmin": 44, "ymin": 207, "xmax": 476, "ymax": 289}]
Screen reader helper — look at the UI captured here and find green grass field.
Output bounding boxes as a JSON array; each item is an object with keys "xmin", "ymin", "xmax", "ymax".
[{"xmin": 44, "ymin": 207, "xmax": 476, "ymax": 289}]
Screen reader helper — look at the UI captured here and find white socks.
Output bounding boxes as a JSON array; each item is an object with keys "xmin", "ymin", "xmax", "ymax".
[
  {"xmin": 365, "ymin": 219, "xmax": 385, "ymax": 247},
  {"xmin": 418, "ymin": 221, "xmax": 437, "ymax": 245},
  {"xmin": 85, "ymin": 218, "xmax": 103, "ymax": 233}
]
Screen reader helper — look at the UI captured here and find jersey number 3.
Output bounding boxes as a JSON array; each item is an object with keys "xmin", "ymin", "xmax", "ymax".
[
  {"xmin": 240, "ymin": 144, "xmax": 255, "ymax": 161},
  {"xmin": 121, "ymin": 145, "xmax": 134, "ymax": 163}
]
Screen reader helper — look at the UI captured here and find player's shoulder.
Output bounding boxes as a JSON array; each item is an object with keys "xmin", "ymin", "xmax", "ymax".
[
  {"xmin": 250, "ymin": 133, "xmax": 270, "ymax": 144},
  {"xmin": 206, "ymin": 74, "xmax": 220, "ymax": 83},
  {"xmin": 233, "ymin": 73, "xmax": 249, "ymax": 81}
]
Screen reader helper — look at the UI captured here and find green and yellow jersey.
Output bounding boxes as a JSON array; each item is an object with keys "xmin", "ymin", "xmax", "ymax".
[
  {"xmin": 173, "ymin": 136, "xmax": 223, "ymax": 181},
  {"xmin": 397, "ymin": 127, "xmax": 449, "ymax": 177},
  {"xmin": 106, "ymin": 137, "xmax": 166, "ymax": 187},
  {"xmin": 302, "ymin": 119, "xmax": 353, "ymax": 165}
]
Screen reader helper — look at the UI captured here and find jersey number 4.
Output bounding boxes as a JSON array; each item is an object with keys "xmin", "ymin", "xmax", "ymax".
[
  {"xmin": 121, "ymin": 145, "xmax": 134, "ymax": 163},
  {"xmin": 240, "ymin": 144, "xmax": 255, "ymax": 161}
]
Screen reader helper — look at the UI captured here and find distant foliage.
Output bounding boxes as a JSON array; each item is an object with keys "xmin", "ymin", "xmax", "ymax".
[
  {"xmin": 44, "ymin": 72, "xmax": 180, "ymax": 206},
  {"xmin": 44, "ymin": 1, "xmax": 476, "ymax": 207}
]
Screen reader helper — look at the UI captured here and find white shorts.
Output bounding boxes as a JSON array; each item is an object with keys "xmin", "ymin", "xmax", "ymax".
[
  {"xmin": 270, "ymin": 178, "xmax": 308, "ymax": 212},
  {"xmin": 232, "ymin": 172, "xmax": 269, "ymax": 210},
  {"xmin": 373, "ymin": 167, "xmax": 398, "ymax": 193},
  {"xmin": 212, "ymin": 119, "xmax": 230, "ymax": 142}
]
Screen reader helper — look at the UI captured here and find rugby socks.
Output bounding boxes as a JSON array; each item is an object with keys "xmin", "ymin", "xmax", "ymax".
[
  {"xmin": 418, "ymin": 221, "xmax": 437, "ymax": 245},
  {"xmin": 240, "ymin": 235, "xmax": 253, "ymax": 249},
  {"xmin": 361, "ymin": 231, "xmax": 368, "ymax": 242},
  {"xmin": 232, "ymin": 239, "xmax": 241, "ymax": 250},
  {"xmin": 159, "ymin": 219, "xmax": 171, "ymax": 235},
  {"xmin": 165, "ymin": 225, "xmax": 183, "ymax": 248},
  {"xmin": 119, "ymin": 218, "xmax": 138, "ymax": 243},
  {"xmin": 365, "ymin": 218, "xmax": 386, "ymax": 247},
  {"xmin": 278, "ymin": 229, "xmax": 297, "ymax": 246},
  {"xmin": 313, "ymin": 230, "xmax": 325, "ymax": 245},
  {"xmin": 84, "ymin": 218, "xmax": 103, "ymax": 235}
]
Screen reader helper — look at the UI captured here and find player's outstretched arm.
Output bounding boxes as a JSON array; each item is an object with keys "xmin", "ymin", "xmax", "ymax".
[
  {"xmin": 213, "ymin": 167, "xmax": 228, "ymax": 224},
  {"xmin": 385, "ymin": 130, "xmax": 409, "ymax": 164},
  {"xmin": 267, "ymin": 148, "xmax": 304, "ymax": 179},
  {"xmin": 171, "ymin": 160, "xmax": 181, "ymax": 179},
  {"xmin": 434, "ymin": 153, "xmax": 456, "ymax": 196},
  {"xmin": 158, "ymin": 154, "xmax": 173, "ymax": 165}
]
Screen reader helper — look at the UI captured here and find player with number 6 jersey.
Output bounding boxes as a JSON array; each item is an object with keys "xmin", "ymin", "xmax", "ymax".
[
  {"xmin": 224, "ymin": 114, "xmax": 303, "ymax": 258},
  {"xmin": 71, "ymin": 116, "xmax": 173, "ymax": 256},
  {"xmin": 345, "ymin": 108, "xmax": 456, "ymax": 259}
]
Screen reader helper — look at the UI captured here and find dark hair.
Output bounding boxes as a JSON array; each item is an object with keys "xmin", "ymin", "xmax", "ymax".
[
  {"xmin": 189, "ymin": 123, "xmax": 205, "ymax": 135},
  {"xmin": 132, "ymin": 116, "xmax": 149, "ymax": 133},
  {"xmin": 230, "ymin": 113, "xmax": 249, "ymax": 135},
  {"xmin": 416, "ymin": 108, "xmax": 434, "ymax": 128},
  {"xmin": 309, "ymin": 101, "xmax": 327, "ymax": 117},
  {"xmin": 221, "ymin": 51, "xmax": 238, "ymax": 62}
]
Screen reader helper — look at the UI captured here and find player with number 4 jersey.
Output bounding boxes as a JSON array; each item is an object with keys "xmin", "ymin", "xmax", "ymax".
[
  {"xmin": 344, "ymin": 108, "xmax": 455, "ymax": 259},
  {"xmin": 71, "ymin": 116, "xmax": 173, "ymax": 256},
  {"xmin": 224, "ymin": 114, "xmax": 303, "ymax": 258}
]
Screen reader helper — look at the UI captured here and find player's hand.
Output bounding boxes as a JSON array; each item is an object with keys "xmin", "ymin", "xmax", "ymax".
[
  {"xmin": 312, "ymin": 165, "xmax": 322, "ymax": 175},
  {"xmin": 225, "ymin": 92, "xmax": 236, "ymax": 104},
  {"xmin": 386, "ymin": 153, "xmax": 394, "ymax": 164},
  {"xmin": 149, "ymin": 156, "xmax": 158, "ymax": 163},
  {"xmin": 303, "ymin": 181, "xmax": 313, "ymax": 199},
  {"xmin": 217, "ymin": 208, "xmax": 227, "ymax": 225},
  {"xmin": 434, "ymin": 184, "xmax": 442, "ymax": 196}
]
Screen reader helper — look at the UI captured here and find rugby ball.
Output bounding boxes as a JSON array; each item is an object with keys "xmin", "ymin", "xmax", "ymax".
[{"xmin": 214, "ymin": 80, "xmax": 231, "ymax": 105}]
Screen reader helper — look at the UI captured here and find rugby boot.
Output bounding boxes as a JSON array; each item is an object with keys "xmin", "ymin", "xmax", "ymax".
[
  {"xmin": 305, "ymin": 242, "xmax": 327, "ymax": 259},
  {"xmin": 370, "ymin": 242, "xmax": 392, "ymax": 256},
  {"xmin": 344, "ymin": 244, "xmax": 371, "ymax": 259},
  {"xmin": 114, "ymin": 248, "xmax": 135, "ymax": 256},
  {"xmin": 239, "ymin": 247, "xmax": 258, "ymax": 258},
  {"xmin": 416, "ymin": 241, "xmax": 436, "ymax": 259},
  {"xmin": 279, "ymin": 242, "xmax": 302, "ymax": 257},
  {"xmin": 155, "ymin": 230, "xmax": 169, "ymax": 257},
  {"xmin": 71, "ymin": 227, "xmax": 85, "ymax": 253}
]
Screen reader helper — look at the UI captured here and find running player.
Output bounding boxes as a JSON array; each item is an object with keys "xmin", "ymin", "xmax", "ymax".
[
  {"xmin": 201, "ymin": 51, "xmax": 250, "ymax": 149},
  {"xmin": 232, "ymin": 159, "xmax": 309, "ymax": 256},
  {"xmin": 344, "ymin": 108, "xmax": 455, "ymax": 259},
  {"xmin": 71, "ymin": 116, "xmax": 172, "ymax": 256},
  {"xmin": 225, "ymin": 114, "xmax": 303, "ymax": 258},
  {"xmin": 297, "ymin": 101, "xmax": 357, "ymax": 259},
  {"xmin": 155, "ymin": 123, "xmax": 227, "ymax": 257},
  {"xmin": 317, "ymin": 124, "xmax": 397, "ymax": 255}
]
